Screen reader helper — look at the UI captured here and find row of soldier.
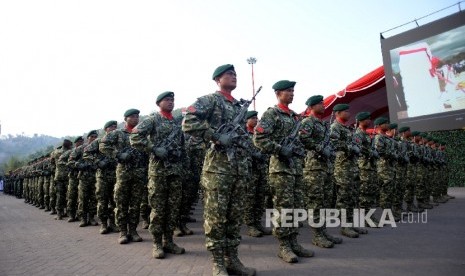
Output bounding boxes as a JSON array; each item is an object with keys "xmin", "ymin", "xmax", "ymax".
[{"xmin": 2, "ymin": 63, "xmax": 454, "ymax": 276}]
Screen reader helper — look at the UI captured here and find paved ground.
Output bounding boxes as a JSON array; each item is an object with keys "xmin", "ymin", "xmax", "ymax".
[{"xmin": 1, "ymin": 188, "xmax": 465, "ymax": 276}]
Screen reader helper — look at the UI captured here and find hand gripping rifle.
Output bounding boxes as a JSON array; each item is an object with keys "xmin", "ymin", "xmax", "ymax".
[
  {"xmin": 152, "ymin": 124, "xmax": 182, "ymax": 166},
  {"xmin": 279, "ymin": 115, "xmax": 306, "ymax": 168},
  {"xmin": 214, "ymin": 86, "xmax": 262, "ymax": 161}
]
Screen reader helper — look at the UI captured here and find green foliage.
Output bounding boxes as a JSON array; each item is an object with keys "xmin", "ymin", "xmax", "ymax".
[{"xmin": 429, "ymin": 129, "xmax": 465, "ymax": 187}]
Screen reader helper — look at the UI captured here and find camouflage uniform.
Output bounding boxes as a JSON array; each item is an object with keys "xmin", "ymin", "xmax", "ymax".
[
  {"xmin": 404, "ymin": 138, "xmax": 421, "ymax": 212},
  {"xmin": 131, "ymin": 112, "xmax": 185, "ymax": 256},
  {"xmin": 354, "ymin": 128, "xmax": 378, "ymax": 211},
  {"xmin": 243, "ymin": 128, "xmax": 270, "ymax": 237},
  {"xmin": 254, "ymin": 105, "xmax": 312, "ymax": 262},
  {"xmin": 67, "ymin": 146, "xmax": 82, "ymax": 221},
  {"xmin": 49, "ymin": 149, "xmax": 60, "ymax": 214},
  {"xmin": 374, "ymin": 133, "xmax": 395, "ymax": 210},
  {"xmin": 42, "ymin": 158, "xmax": 52, "ymax": 211},
  {"xmin": 77, "ymin": 141, "xmax": 99, "ymax": 226},
  {"xmin": 182, "ymin": 91, "xmax": 250, "ymax": 268},
  {"xmin": 100, "ymin": 127, "xmax": 147, "ymax": 243},
  {"xmin": 393, "ymin": 137, "xmax": 408, "ymax": 218},
  {"xmin": 54, "ymin": 149, "xmax": 72, "ymax": 219},
  {"xmin": 300, "ymin": 115, "xmax": 339, "ymax": 247}
]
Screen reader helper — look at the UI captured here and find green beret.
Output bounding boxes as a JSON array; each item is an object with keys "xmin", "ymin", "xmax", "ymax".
[
  {"xmin": 419, "ymin": 132, "xmax": 428, "ymax": 138},
  {"xmin": 373, "ymin": 117, "xmax": 389, "ymax": 126},
  {"xmin": 389, "ymin": 123, "xmax": 398, "ymax": 129},
  {"xmin": 245, "ymin": 110, "xmax": 258, "ymax": 120},
  {"xmin": 124, "ymin": 108, "xmax": 140, "ymax": 118},
  {"xmin": 306, "ymin": 95, "xmax": 324, "ymax": 106},
  {"xmin": 272, "ymin": 80, "xmax": 296, "ymax": 91},
  {"xmin": 87, "ymin": 130, "xmax": 98, "ymax": 138},
  {"xmin": 398, "ymin": 126, "xmax": 410, "ymax": 133},
  {"xmin": 104, "ymin": 120, "xmax": 117, "ymax": 129},
  {"xmin": 426, "ymin": 135, "xmax": 434, "ymax": 141},
  {"xmin": 156, "ymin": 91, "xmax": 175, "ymax": 105},
  {"xmin": 332, "ymin": 103, "xmax": 349, "ymax": 112},
  {"xmin": 74, "ymin": 136, "xmax": 83, "ymax": 143},
  {"xmin": 355, "ymin": 111, "xmax": 371, "ymax": 121},
  {"xmin": 212, "ymin": 64, "xmax": 235, "ymax": 80},
  {"xmin": 411, "ymin": 131, "xmax": 421, "ymax": 136}
]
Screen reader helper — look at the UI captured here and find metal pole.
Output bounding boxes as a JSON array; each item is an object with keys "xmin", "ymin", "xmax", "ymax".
[{"xmin": 251, "ymin": 63, "xmax": 256, "ymax": 110}]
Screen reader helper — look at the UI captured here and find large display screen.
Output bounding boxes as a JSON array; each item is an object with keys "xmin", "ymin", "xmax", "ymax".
[{"xmin": 381, "ymin": 11, "xmax": 465, "ymax": 131}]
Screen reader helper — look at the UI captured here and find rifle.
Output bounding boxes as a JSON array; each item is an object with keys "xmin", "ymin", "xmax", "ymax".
[
  {"xmin": 370, "ymin": 125, "xmax": 379, "ymax": 160},
  {"xmin": 213, "ymin": 86, "xmax": 262, "ymax": 161},
  {"xmin": 152, "ymin": 124, "xmax": 182, "ymax": 166},
  {"xmin": 279, "ymin": 116, "xmax": 305, "ymax": 168}
]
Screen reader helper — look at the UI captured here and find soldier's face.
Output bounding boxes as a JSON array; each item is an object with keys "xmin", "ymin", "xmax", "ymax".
[
  {"xmin": 105, "ymin": 125, "xmax": 117, "ymax": 133},
  {"xmin": 360, "ymin": 119, "xmax": 371, "ymax": 128},
  {"xmin": 217, "ymin": 70, "xmax": 237, "ymax": 90},
  {"xmin": 88, "ymin": 135, "xmax": 98, "ymax": 143},
  {"xmin": 277, "ymin": 89, "xmax": 294, "ymax": 104},
  {"xmin": 311, "ymin": 102, "xmax": 325, "ymax": 114},
  {"xmin": 75, "ymin": 140, "xmax": 83, "ymax": 147},
  {"xmin": 125, "ymin": 114, "xmax": 140, "ymax": 128},
  {"xmin": 247, "ymin": 116, "xmax": 258, "ymax": 128},
  {"xmin": 337, "ymin": 110, "xmax": 350, "ymax": 121},
  {"xmin": 159, "ymin": 96, "xmax": 174, "ymax": 112}
]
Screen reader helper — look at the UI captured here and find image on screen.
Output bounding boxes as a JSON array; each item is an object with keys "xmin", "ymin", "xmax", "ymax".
[{"xmin": 381, "ymin": 11, "xmax": 465, "ymax": 131}]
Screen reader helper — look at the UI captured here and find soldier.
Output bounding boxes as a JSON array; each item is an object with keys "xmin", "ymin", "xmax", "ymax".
[
  {"xmin": 49, "ymin": 145, "xmax": 64, "ymax": 215},
  {"xmin": 100, "ymin": 108, "xmax": 146, "ymax": 244},
  {"xmin": 438, "ymin": 142, "xmax": 454, "ymax": 200},
  {"xmin": 76, "ymin": 130, "xmax": 99, "ymax": 227},
  {"xmin": 53, "ymin": 139, "xmax": 73, "ymax": 220},
  {"xmin": 254, "ymin": 80, "xmax": 313, "ymax": 263},
  {"xmin": 330, "ymin": 104, "xmax": 366, "ymax": 237},
  {"xmin": 386, "ymin": 123, "xmax": 403, "ymax": 221},
  {"xmin": 354, "ymin": 111, "xmax": 379, "ymax": 225},
  {"xmin": 42, "ymin": 154, "xmax": 52, "ymax": 212},
  {"xmin": 183, "ymin": 64, "xmax": 256, "ymax": 275},
  {"xmin": 131, "ymin": 91, "xmax": 186, "ymax": 259},
  {"xmin": 300, "ymin": 95, "xmax": 343, "ymax": 247},
  {"xmin": 96, "ymin": 121, "xmax": 119, "ymax": 234},
  {"xmin": 243, "ymin": 110, "xmax": 272, "ymax": 238},
  {"xmin": 403, "ymin": 130, "xmax": 424, "ymax": 212},
  {"xmin": 66, "ymin": 136, "xmax": 84, "ymax": 223},
  {"xmin": 415, "ymin": 133, "xmax": 433, "ymax": 210},
  {"xmin": 373, "ymin": 117, "xmax": 396, "ymax": 214}
]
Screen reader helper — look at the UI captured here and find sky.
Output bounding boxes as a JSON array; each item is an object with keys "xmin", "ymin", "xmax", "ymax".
[{"xmin": 0, "ymin": 0, "xmax": 461, "ymax": 138}]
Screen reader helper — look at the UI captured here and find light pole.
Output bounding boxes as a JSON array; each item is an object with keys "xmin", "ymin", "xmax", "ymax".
[{"xmin": 247, "ymin": 57, "xmax": 257, "ymax": 110}]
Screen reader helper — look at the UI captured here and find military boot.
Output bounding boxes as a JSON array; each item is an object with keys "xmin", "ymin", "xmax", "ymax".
[
  {"xmin": 341, "ymin": 227, "xmax": 359, "ymax": 238},
  {"xmin": 55, "ymin": 211, "xmax": 63, "ymax": 220},
  {"xmin": 407, "ymin": 203, "xmax": 424, "ymax": 213},
  {"xmin": 152, "ymin": 238, "xmax": 165, "ymax": 259},
  {"xmin": 429, "ymin": 199, "xmax": 439, "ymax": 206},
  {"xmin": 418, "ymin": 202, "xmax": 433, "ymax": 209},
  {"xmin": 88, "ymin": 215, "xmax": 98, "ymax": 226},
  {"xmin": 67, "ymin": 212, "xmax": 78, "ymax": 222},
  {"xmin": 79, "ymin": 218, "xmax": 88, "ymax": 227},
  {"xmin": 445, "ymin": 194, "xmax": 455, "ymax": 199},
  {"xmin": 174, "ymin": 226, "xmax": 184, "ymax": 237},
  {"xmin": 99, "ymin": 222, "xmax": 109, "ymax": 234},
  {"xmin": 433, "ymin": 197, "xmax": 447, "ymax": 203},
  {"xmin": 352, "ymin": 227, "xmax": 368, "ymax": 234},
  {"xmin": 50, "ymin": 208, "xmax": 57, "ymax": 215},
  {"xmin": 288, "ymin": 234, "xmax": 314, "ymax": 257},
  {"xmin": 118, "ymin": 231, "xmax": 129, "ymax": 244},
  {"xmin": 278, "ymin": 238, "xmax": 298, "ymax": 263},
  {"xmin": 44, "ymin": 206, "xmax": 51, "ymax": 212},
  {"xmin": 225, "ymin": 247, "xmax": 256, "ymax": 276},
  {"xmin": 180, "ymin": 223, "xmax": 193, "ymax": 235},
  {"xmin": 311, "ymin": 227, "xmax": 334, "ymax": 248},
  {"xmin": 322, "ymin": 226, "xmax": 343, "ymax": 244},
  {"xmin": 211, "ymin": 248, "xmax": 227, "ymax": 276},
  {"xmin": 128, "ymin": 226, "xmax": 143, "ymax": 242},
  {"xmin": 255, "ymin": 223, "xmax": 272, "ymax": 235},
  {"xmin": 141, "ymin": 219, "xmax": 150, "ymax": 230},
  {"xmin": 247, "ymin": 225, "xmax": 263, "ymax": 237},
  {"xmin": 163, "ymin": 236, "xmax": 185, "ymax": 254},
  {"xmin": 39, "ymin": 205, "xmax": 45, "ymax": 209},
  {"xmin": 108, "ymin": 219, "xmax": 119, "ymax": 233}
]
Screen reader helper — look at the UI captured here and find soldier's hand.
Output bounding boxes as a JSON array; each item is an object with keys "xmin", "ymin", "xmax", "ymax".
[
  {"xmin": 98, "ymin": 159, "xmax": 108, "ymax": 169},
  {"xmin": 350, "ymin": 144, "xmax": 361, "ymax": 156},
  {"xmin": 76, "ymin": 162, "xmax": 88, "ymax": 170},
  {"xmin": 371, "ymin": 150, "xmax": 379, "ymax": 159},
  {"xmin": 252, "ymin": 151, "xmax": 263, "ymax": 160},
  {"xmin": 322, "ymin": 146, "xmax": 332, "ymax": 159},
  {"xmin": 212, "ymin": 133, "xmax": 232, "ymax": 147},
  {"xmin": 279, "ymin": 146, "xmax": 293, "ymax": 158},
  {"xmin": 117, "ymin": 152, "xmax": 130, "ymax": 162},
  {"xmin": 153, "ymin": 147, "xmax": 168, "ymax": 159}
]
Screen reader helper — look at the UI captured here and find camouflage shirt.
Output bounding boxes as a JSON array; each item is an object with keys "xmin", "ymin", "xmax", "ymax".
[
  {"xmin": 131, "ymin": 112, "xmax": 184, "ymax": 176},
  {"xmin": 253, "ymin": 105, "xmax": 303, "ymax": 176},
  {"xmin": 182, "ymin": 91, "xmax": 248, "ymax": 176},
  {"xmin": 299, "ymin": 115, "xmax": 330, "ymax": 171},
  {"xmin": 99, "ymin": 128, "xmax": 131, "ymax": 159},
  {"xmin": 354, "ymin": 128, "xmax": 376, "ymax": 170},
  {"xmin": 55, "ymin": 149, "xmax": 72, "ymax": 181}
]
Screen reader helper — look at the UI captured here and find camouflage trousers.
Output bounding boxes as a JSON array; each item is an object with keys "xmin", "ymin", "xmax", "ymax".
[
  {"xmin": 416, "ymin": 164, "xmax": 430, "ymax": 203},
  {"xmin": 77, "ymin": 170, "xmax": 97, "ymax": 219},
  {"xmin": 55, "ymin": 178, "xmax": 68, "ymax": 213},
  {"xmin": 334, "ymin": 154, "xmax": 358, "ymax": 221},
  {"xmin": 393, "ymin": 164, "xmax": 407, "ymax": 210},
  {"xmin": 114, "ymin": 165, "xmax": 146, "ymax": 231},
  {"xmin": 431, "ymin": 165, "xmax": 442, "ymax": 199},
  {"xmin": 96, "ymin": 168, "xmax": 116, "ymax": 223},
  {"xmin": 180, "ymin": 147, "xmax": 205, "ymax": 219},
  {"xmin": 243, "ymin": 166, "xmax": 267, "ymax": 227},
  {"xmin": 202, "ymin": 171, "xmax": 246, "ymax": 251},
  {"xmin": 22, "ymin": 178, "xmax": 29, "ymax": 201},
  {"xmin": 440, "ymin": 165, "xmax": 449, "ymax": 196},
  {"xmin": 37, "ymin": 176, "xmax": 44, "ymax": 207},
  {"xmin": 43, "ymin": 176, "xmax": 50, "ymax": 209},
  {"xmin": 148, "ymin": 174, "xmax": 182, "ymax": 240},
  {"xmin": 358, "ymin": 168, "xmax": 378, "ymax": 209},
  {"xmin": 268, "ymin": 172, "xmax": 303, "ymax": 239},
  {"xmin": 376, "ymin": 158, "xmax": 394, "ymax": 209},
  {"xmin": 66, "ymin": 173, "xmax": 79, "ymax": 216},
  {"xmin": 140, "ymin": 180, "xmax": 150, "ymax": 222},
  {"xmin": 31, "ymin": 177, "xmax": 37, "ymax": 204},
  {"xmin": 303, "ymin": 169, "xmax": 333, "ymax": 224},
  {"xmin": 404, "ymin": 164, "xmax": 417, "ymax": 204},
  {"xmin": 49, "ymin": 178, "xmax": 56, "ymax": 210}
]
